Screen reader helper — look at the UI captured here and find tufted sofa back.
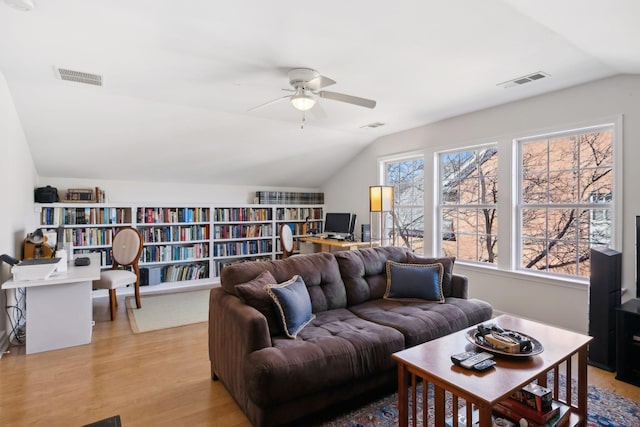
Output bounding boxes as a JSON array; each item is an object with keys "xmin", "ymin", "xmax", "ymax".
[
  {"xmin": 220, "ymin": 251, "xmax": 347, "ymax": 313},
  {"xmin": 333, "ymin": 247, "xmax": 410, "ymax": 305}
]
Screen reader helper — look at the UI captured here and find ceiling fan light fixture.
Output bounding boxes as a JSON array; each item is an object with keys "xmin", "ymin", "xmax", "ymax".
[{"xmin": 290, "ymin": 89, "xmax": 316, "ymax": 111}]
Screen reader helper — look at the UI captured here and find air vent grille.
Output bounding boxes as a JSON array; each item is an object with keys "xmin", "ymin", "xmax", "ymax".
[
  {"xmin": 56, "ymin": 67, "xmax": 103, "ymax": 86},
  {"xmin": 360, "ymin": 122, "xmax": 386, "ymax": 129},
  {"xmin": 498, "ymin": 71, "xmax": 549, "ymax": 89}
]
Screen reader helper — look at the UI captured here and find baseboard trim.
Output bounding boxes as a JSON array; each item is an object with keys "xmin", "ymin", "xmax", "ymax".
[{"xmin": 0, "ymin": 330, "xmax": 9, "ymax": 359}]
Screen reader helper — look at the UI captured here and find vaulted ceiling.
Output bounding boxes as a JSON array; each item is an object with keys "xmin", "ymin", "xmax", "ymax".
[{"xmin": 1, "ymin": 0, "xmax": 639, "ymax": 187}]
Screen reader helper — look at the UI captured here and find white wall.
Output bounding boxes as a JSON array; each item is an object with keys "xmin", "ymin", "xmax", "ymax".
[
  {"xmin": 323, "ymin": 74, "xmax": 640, "ymax": 333},
  {"xmin": 0, "ymin": 71, "xmax": 38, "ymax": 351},
  {"xmin": 37, "ymin": 177, "xmax": 319, "ymax": 206}
]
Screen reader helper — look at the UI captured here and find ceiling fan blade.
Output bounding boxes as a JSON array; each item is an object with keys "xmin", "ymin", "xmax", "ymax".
[
  {"xmin": 319, "ymin": 91, "xmax": 376, "ymax": 109},
  {"xmin": 306, "ymin": 75, "xmax": 336, "ymax": 91},
  {"xmin": 247, "ymin": 95, "xmax": 291, "ymax": 112},
  {"xmin": 309, "ymin": 101, "xmax": 328, "ymax": 120}
]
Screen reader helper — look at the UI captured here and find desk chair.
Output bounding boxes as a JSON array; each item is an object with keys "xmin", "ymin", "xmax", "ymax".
[
  {"xmin": 279, "ymin": 224, "xmax": 296, "ymax": 259},
  {"xmin": 93, "ymin": 227, "xmax": 143, "ymax": 320}
]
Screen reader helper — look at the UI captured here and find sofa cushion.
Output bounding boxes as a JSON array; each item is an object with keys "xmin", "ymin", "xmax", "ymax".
[
  {"xmin": 265, "ymin": 275, "xmax": 315, "ymax": 339},
  {"xmin": 221, "ymin": 252, "xmax": 347, "ymax": 314},
  {"xmin": 235, "ymin": 271, "xmax": 281, "ymax": 335},
  {"xmin": 406, "ymin": 253, "xmax": 456, "ymax": 297},
  {"xmin": 349, "ymin": 297, "xmax": 493, "ymax": 347},
  {"xmin": 335, "ymin": 246, "xmax": 409, "ymax": 306},
  {"xmin": 243, "ymin": 308, "xmax": 405, "ymax": 406},
  {"xmin": 384, "ymin": 261, "xmax": 444, "ymax": 303}
]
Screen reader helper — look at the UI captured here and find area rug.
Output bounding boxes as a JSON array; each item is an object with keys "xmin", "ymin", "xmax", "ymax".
[
  {"xmin": 125, "ymin": 290, "xmax": 209, "ymax": 333},
  {"xmin": 318, "ymin": 375, "xmax": 640, "ymax": 427}
]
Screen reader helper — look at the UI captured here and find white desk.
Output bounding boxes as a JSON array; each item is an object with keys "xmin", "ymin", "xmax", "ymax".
[{"xmin": 2, "ymin": 254, "xmax": 100, "ymax": 354}]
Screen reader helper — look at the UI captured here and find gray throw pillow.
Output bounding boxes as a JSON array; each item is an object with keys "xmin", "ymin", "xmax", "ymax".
[
  {"xmin": 384, "ymin": 261, "xmax": 445, "ymax": 303},
  {"xmin": 406, "ymin": 254, "xmax": 455, "ymax": 297},
  {"xmin": 265, "ymin": 275, "xmax": 315, "ymax": 339}
]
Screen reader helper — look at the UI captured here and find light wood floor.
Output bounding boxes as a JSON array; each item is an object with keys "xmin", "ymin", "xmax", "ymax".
[{"xmin": 1, "ymin": 296, "xmax": 639, "ymax": 427}]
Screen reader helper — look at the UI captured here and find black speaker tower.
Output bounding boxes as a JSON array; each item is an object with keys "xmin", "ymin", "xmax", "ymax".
[{"xmin": 588, "ymin": 247, "xmax": 621, "ymax": 371}]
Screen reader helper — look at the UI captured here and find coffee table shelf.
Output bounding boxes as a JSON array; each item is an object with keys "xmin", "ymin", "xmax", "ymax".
[{"xmin": 392, "ymin": 315, "xmax": 592, "ymax": 427}]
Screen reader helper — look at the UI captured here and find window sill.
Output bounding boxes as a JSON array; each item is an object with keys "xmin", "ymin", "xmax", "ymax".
[{"xmin": 453, "ymin": 261, "xmax": 589, "ymax": 291}]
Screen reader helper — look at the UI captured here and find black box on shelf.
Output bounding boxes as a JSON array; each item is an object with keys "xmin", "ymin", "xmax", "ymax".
[{"xmin": 140, "ymin": 267, "xmax": 162, "ymax": 286}]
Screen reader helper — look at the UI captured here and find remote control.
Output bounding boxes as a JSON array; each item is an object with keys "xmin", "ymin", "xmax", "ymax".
[
  {"xmin": 472, "ymin": 358, "xmax": 496, "ymax": 371},
  {"xmin": 450, "ymin": 351, "xmax": 477, "ymax": 366},
  {"xmin": 460, "ymin": 352, "xmax": 494, "ymax": 369}
]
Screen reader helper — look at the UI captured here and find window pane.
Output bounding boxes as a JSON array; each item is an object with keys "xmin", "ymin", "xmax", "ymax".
[
  {"xmin": 580, "ymin": 168, "xmax": 613, "ymax": 202},
  {"xmin": 522, "ymin": 172, "xmax": 548, "ymax": 203},
  {"xmin": 579, "ymin": 130, "xmax": 613, "ymax": 169},
  {"xmin": 549, "ymin": 170, "xmax": 577, "ymax": 203},
  {"xmin": 521, "ymin": 208, "xmax": 547, "ymax": 239},
  {"xmin": 521, "ymin": 238, "xmax": 547, "ymax": 271},
  {"xmin": 549, "ymin": 136, "xmax": 578, "ymax": 171},
  {"xmin": 459, "ymin": 178, "xmax": 479, "ymax": 203},
  {"xmin": 522, "ymin": 140, "xmax": 548, "ymax": 172}
]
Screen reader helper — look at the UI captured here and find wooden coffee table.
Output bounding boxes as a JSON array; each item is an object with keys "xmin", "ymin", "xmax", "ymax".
[{"xmin": 392, "ymin": 315, "xmax": 592, "ymax": 427}]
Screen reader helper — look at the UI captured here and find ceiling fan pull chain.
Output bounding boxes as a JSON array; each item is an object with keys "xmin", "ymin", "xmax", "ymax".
[{"xmin": 300, "ymin": 110, "xmax": 306, "ymax": 129}]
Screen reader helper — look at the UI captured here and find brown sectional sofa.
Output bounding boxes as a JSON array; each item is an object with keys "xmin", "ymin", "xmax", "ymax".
[{"xmin": 208, "ymin": 246, "xmax": 492, "ymax": 427}]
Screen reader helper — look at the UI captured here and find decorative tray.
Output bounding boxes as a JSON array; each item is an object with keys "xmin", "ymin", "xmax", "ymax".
[{"xmin": 465, "ymin": 327, "xmax": 544, "ymax": 357}]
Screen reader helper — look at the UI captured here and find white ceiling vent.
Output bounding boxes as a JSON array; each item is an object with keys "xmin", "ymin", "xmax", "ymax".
[
  {"xmin": 498, "ymin": 71, "xmax": 549, "ymax": 89},
  {"xmin": 360, "ymin": 121, "xmax": 386, "ymax": 129},
  {"xmin": 55, "ymin": 67, "xmax": 103, "ymax": 86}
]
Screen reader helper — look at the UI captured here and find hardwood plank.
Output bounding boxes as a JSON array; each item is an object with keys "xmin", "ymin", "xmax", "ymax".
[{"xmin": 1, "ymin": 296, "xmax": 638, "ymax": 426}]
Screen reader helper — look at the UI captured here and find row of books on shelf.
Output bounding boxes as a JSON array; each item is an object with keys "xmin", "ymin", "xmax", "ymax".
[
  {"xmin": 162, "ymin": 263, "xmax": 208, "ymax": 283},
  {"xmin": 213, "ymin": 240, "xmax": 273, "ymax": 257},
  {"xmin": 275, "ymin": 207, "xmax": 323, "ymax": 221},
  {"xmin": 256, "ymin": 191, "xmax": 324, "ymax": 205},
  {"xmin": 64, "ymin": 227, "xmax": 113, "ymax": 247},
  {"xmin": 139, "ymin": 225, "xmax": 209, "ymax": 243},
  {"xmin": 137, "ymin": 207, "xmax": 209, "ymax": 224},
  {"xmin": 214, "ymin": 208, "xmax": 272, "ymax": 222},
  {"xmin": 41, "ymin": 207, "xmax": 131, "ymax": 225},
  {"xmin": 215, "ymin": 256, "xmax": 271, "ymax": 276},
  {"xmin": 214, "ymin": 224, "xmax": 273, "ymax": 239},
  {"xmin": 141, "ymin": 243, "xmax": 209, "ymax": 263}
]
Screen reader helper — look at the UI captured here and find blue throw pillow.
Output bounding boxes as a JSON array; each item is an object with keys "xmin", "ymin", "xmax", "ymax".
[
  {"xmin": 265, "ymin": 275, "xmax": 315, "ymax": 338},
  {"xmin": 384, "ymin": 261, "xmax": 445, "ymax": 303}
]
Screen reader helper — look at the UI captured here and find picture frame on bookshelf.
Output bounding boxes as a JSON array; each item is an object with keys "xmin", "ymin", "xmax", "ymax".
[{"xmin": 65, "ymin": 188, "xmax": 96, "ymax": 202}]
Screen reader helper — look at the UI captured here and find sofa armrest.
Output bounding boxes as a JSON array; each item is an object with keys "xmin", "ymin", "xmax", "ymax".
[
  {"xmin": 209, "ymin": 288, "xmax": 272, "ymax": 396},
  {"xmin": 450, "ymin": 274, "xmax": 468, "ymax": 299}
]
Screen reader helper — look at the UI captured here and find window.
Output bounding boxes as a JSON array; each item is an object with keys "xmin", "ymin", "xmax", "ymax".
[
  {"xmin": 517, "ymin": 125, "xmax": 614, "ymax": 278},
  {"xmin": 438, "ymin": 146, "xmax": 498, "ymax": 263},
  {"xmin": 384, "ymin": 157, "xmax": 424, "ymax": 254}
]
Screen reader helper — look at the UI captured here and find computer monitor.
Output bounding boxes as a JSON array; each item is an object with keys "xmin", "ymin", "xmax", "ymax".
[{"xmin": 323, "ymin": 213, "xmax": 352, "ymax": 236}]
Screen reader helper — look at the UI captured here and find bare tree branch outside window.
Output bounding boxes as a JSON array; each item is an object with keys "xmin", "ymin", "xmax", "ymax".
[
  {"xmin": 385, "ymin": 158, "xmax": 424, "ymax": 254},
  {"xmin": 519, "ymin": 127, "xmax": 614, "ymax": 278}
]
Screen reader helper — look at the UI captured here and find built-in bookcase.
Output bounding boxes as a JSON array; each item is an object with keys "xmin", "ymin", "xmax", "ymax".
[{"xmin": 36, "ymin": 203, "xmax": 324, "ymax": 292}]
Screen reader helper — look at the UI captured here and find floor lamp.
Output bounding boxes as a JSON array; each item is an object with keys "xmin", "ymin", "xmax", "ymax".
[{"xmin": 369, "ymin": 186, "xmax": 394, "ymax": 247}]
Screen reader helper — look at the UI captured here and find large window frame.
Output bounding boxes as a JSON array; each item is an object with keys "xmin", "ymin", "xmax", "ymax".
[
  {"xmin": 437, "ymin": 144, "xmax": 499, "ymax": 264},
  {"xmin": 516, "ymin": 123, "xmax": 617, "ymax": 279},
  {"xmin": 381, "ymin": 154, "xmax": 425, "ymax": 254}
]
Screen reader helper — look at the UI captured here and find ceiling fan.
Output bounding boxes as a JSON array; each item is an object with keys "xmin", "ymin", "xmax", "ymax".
[{"xmin": 248, "ymin": 68, "xmax": 377, "ymax": 113}]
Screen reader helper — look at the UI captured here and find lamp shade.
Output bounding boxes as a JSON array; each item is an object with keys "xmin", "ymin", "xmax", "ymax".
[{"xmin": 369, "ymin": 186, "xmax": 394, "ymax": 212}]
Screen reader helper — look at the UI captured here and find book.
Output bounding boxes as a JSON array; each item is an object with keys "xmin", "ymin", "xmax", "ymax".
[
  {"xmin": 497, "ymin": 398, "xmax": 560, "ymax": 425},
  {"xmin": 493, "ymin": 400, "xmax": 571, "ymax": 427}
]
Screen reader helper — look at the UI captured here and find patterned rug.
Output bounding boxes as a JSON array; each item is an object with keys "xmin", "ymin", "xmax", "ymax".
[{"xmin": 318, "ymin": 374, "xmax": 640, "ymax": 427}]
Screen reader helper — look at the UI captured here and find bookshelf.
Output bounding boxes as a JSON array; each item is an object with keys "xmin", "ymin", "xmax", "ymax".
[
  {"xmin": 212, "ymin": 206, "xmax": 275, "ymax": 276},
  {"xmin": 135, "ymin": 206, "xmax": 211, "ymax": 285},
  {"xmin": 35, "ymin": 203, "xmax": 325, "ymax": 292}
]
